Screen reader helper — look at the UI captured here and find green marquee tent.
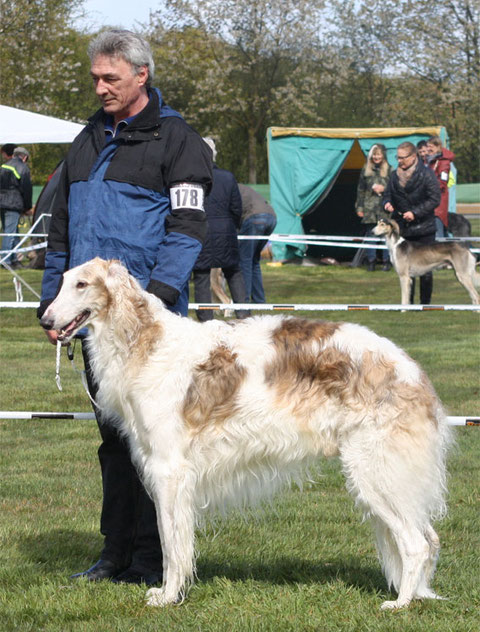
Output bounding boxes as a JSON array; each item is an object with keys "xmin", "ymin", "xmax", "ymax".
[{"xmin": 267, "ymin": 126, "xmax": 451, "ymax": 261}]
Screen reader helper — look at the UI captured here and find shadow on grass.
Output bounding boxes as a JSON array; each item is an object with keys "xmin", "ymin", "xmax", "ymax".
[
  {"xmin": 18, "ymin": 529, "xmax": 386, "ymax": 596},
  {"xmin": 18, "ymin": 529, "xmax": 103, "ymax": 572},
  {"xmin": 197, "ymin": 555, "xmax": 386, "ymax": 595}
]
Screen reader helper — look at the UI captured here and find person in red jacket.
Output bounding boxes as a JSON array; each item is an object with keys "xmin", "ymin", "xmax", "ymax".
[{"xmin": 426, "ymin": 136, "xmax": 455, "ymax": 238}]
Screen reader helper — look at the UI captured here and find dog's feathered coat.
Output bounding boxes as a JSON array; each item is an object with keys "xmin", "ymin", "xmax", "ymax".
[{"xmin": 41, "ymin": 258, "xmax": 451, "ymax": 610}]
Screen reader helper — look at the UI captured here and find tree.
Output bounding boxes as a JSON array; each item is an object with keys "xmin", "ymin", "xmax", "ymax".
[
  {"xmin": 328, "ymin": 0, "xmax": 480, "ymax": 181},
  {"xmin": 149, "ymin": 0, "xmax": 326, "ymax": 183},
  {"xmin": 0, "ymin": 0, "xmax": 100, "ymax": 182}
]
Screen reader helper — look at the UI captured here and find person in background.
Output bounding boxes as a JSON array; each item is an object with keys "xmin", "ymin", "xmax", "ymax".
[
  {"xmin": 192, "ymin": 138, "xmax": 250, "ymax": 321},
  {"xmin": 37, "ymin": 29, "xmax": 212, "ymax": 586},
  {"xmin": 417, "ymin": 140, "xmax": 429, "ymax": 165},
  {"xmin": 238, "ymin": 184, "xmax": 277, "ymax": 303},
  {"xmin": 0, "ymin": 146, "xmax": 32, "ymax": 268},
  {"xmin": 1, "ymin": 143, "xmax": 17, "ymax": 161},
  {"xmin": 426, "ymin": 135, "xmax": 456, "ymax": 239},
  {"xmin": 383, "ymin": 141, "xmax": 440, "ymax": 304},
  {"xmin": 354, "ymin": 143, "xmax": 393, "ymax": 271}
]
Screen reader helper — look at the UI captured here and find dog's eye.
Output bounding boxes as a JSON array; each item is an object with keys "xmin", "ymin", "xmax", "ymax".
[{"xmin": 76, "ymin": 281, "xmax": 88, "ymax": 289}]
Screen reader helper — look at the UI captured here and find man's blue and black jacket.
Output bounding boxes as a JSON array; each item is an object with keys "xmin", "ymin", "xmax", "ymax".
[{"xmin": 38, "ymin": 88, "xmax": 212, "ymax": 318}]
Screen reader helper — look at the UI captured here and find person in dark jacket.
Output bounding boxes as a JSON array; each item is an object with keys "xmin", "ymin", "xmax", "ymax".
[
  {"xmin": 37, "ymin": 30, "xmax": 212, "ymax": 586},
  {"xmin": 426, "ymin": 135, "xmax": 456, "ymax": 239},
  {"xmin": 193, "ymin": 138, "xmax": 250, "ymax": 321},
  {"xmin": 1, "ymin": 146, "xmax": 32, "ymax": 268},
  {"xmin": 383, "ymin": 141, "xmax": 440, "ymax": 304}
]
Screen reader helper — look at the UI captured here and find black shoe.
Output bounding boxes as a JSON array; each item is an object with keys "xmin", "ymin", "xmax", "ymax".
[
  {"xmin": 367, "ymin": 261, "xmax": 375, "ymax": 272},
  {"xmin": 382, "ymin": 262, "xmax": 392, "ymax": 271},
  {"xmin": 111, "ymin": 566, "xmax": 162, "ymax": 586},
  {"xmin": 70, "ymin": 559, "xmax": 123, "ymax": 581}
]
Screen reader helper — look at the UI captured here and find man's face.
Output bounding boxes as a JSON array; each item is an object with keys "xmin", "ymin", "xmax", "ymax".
[
  {"xmin": 418, "ymin": 146, "xmax": 428, "ymax": 160},
  {"xmin": 426, "ymin": 142, "xmax": 437, "ymax": 156},
  {"xmin": 90, "ymin": 55, "xmax": 148, "ymax": 123},
  {"xmin": 396, "ymin": 149, "xmax": 417, "ymax": 170}
]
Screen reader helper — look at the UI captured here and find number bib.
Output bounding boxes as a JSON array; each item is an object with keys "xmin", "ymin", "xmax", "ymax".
[{"xmin": 170, "ymin": 183, "xmax": 205, "ymax": 211}]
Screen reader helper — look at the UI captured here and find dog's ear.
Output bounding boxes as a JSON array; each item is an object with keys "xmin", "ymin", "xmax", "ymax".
[
  {"xmin": 104, "ymin": 259, "xmax": 133, "ymax": 294},
  {"xmin": 106, "ymin": 259, "xmax": 128, "ymax": 279}
]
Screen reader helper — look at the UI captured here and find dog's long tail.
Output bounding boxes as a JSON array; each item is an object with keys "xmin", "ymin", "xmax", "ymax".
[{"xmin": 340, "ymin": 399, "xmax": 452, "ymax": 602}]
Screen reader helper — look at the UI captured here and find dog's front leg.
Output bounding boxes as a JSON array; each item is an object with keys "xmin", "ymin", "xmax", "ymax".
[
  {"xmin": 399, "ymin": 275, "xmax": 411, "ymax": 306},
  {"xmin": 146, "ymin": 464, "xmax": 196, "ymax": 607}
]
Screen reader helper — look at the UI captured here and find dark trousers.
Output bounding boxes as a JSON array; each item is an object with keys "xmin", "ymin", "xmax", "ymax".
[
  {"xmin": 193, "ymin": 266, "xmax": 250, "ymax": 322},
  {"xmin": 407, "ymin": 232, "xmax": 435, "ymax": 305},
  {"xmin": 238, "ymin": 213, "xmax": 277, "ymax": 303},
  {"xmin": 82, "ymin": 343, "xmax": 162, "ymax": 573}
]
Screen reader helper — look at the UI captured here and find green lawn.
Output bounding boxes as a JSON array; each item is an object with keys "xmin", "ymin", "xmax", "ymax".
[{"xmin": 0, "ymin": 260, "xmax": 479, "ymax": 631}]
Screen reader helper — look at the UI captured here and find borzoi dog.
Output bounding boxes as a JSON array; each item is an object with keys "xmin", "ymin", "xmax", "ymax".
[
  {"xmin": 40, "ymin": 257, "xmax": 451, "ymax": 610},
  {"xmin": 373, "ymin": 218, "xmax": 480, "ymax": 305}
]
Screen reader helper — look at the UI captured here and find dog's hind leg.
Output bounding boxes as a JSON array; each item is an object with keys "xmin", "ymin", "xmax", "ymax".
[
  {"xmin": 413, "ymin": 524, "xmax": 444, "ymax": 601},
  {"xmin": 451, "ymin": 255, "xmax": 480, "ymax": 304},
  {"xmin": 145, "ymin": 465, "xmax": 196, "ymax": 607},
  {"xmin": 379, "ymin": 521, "xmax": 432, "ymax": 609}
]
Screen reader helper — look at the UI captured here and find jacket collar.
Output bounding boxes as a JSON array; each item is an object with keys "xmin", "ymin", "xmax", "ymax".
[{"xmin": 87, "ymin": 88, "xmax": 183, "ymax": 133}]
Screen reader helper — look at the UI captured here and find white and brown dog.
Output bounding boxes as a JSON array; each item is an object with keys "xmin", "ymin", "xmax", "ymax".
[
  {"xmin": 41, "ymin": 258, "xmax": 451, "ymax": 610},
  {"xmin": 373, "ymin": 218, "xmax": 480, "ymax": 305}
]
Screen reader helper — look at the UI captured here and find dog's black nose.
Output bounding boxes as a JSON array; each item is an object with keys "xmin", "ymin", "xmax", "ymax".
[{"xmin": 40, "ymin": 316, "xmax": 54, "ymax": 330}]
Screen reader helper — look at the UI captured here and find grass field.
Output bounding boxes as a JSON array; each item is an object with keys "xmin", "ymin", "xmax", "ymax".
[{"xmin": 1, "ymin": 253, "xmax": 479, "ymax": 631}]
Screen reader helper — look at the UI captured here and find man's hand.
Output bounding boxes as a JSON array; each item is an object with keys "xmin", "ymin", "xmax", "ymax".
[
  {"xmin": 384, "ymin": 203, "xmax": 394, "ymax": 213},
  {"xmin": 403, "ymin": 211, "xmax": 415, "ymax": 222}
]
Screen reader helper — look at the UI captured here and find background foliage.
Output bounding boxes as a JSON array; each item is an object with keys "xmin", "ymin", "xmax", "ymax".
[{"xmin": 1, "ymin": 0, "xmax": 479, "ymax": 185}]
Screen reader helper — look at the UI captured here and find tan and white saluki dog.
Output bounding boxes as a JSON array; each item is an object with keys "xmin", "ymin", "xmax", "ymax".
[{"xmin": 373, "ymin": 218, "xmax": 480, "ymax": 305}]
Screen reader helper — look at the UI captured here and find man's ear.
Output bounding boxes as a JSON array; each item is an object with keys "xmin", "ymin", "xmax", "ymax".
[{"xmin": 137, "ymin": 65, "xmax": 148, "ymax": 87}]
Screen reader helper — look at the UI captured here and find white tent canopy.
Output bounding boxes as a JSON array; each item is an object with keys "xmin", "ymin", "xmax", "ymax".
[{"xmin": 0, "ymin": 105, "xmax": 84, "ymax": 144}]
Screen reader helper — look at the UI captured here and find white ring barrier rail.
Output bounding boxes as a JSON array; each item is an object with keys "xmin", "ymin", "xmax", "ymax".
[
  {"xmin": 0, "ymin": 411, "xmax": 477, "ymax": 426},
  {"xmin": 2, "ymin": 301, "xmax": 480, "ymax": 312}
]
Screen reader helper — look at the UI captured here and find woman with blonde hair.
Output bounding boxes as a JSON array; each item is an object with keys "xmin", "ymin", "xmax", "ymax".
[{"xmin": 355, "ymin": 143, "xmax": 393, "ymax": 271}]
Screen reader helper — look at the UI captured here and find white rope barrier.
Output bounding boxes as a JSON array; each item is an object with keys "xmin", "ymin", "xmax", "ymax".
[
  {"xmin": 0, "ymin": 213, "xmax": 50, "ymax": 266},
  {"xmin": 236, "ymin": 234, "xmax": 480, "ymax": 253},
  {"xmin": 0, "ymin": 240, "xmax": 47, "ymax": 255},
  {"xmin": 0, "ymin": 411, "xmax": 477, "ymax": 426},
  {"xmin": 238, "ymin": 233, "xmax": 480, "ymax": 243},
  {"xmin": 2, "ymin": 301, "xmax": 480, "ymax": 312}
]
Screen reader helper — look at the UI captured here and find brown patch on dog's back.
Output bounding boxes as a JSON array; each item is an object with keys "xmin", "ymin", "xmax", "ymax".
[
  {"xmin": 265, "ymin": 319, "xmax": 353, "ymax": 421},
  {"xmin": 182, "ymin": 345, "xmax": 246, "ymax": 431},
  {"xmin": 271, "ymin": 318, "xmax": 340, "ymax": 350}
]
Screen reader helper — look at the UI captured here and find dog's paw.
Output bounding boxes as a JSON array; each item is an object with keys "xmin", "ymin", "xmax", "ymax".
[
  {"xmin": 380, "ymin": 599, "xmax": 410, "ymax": 610},
  {"xmin": 146, "ymin": 587, "xmax": 169, "ymax": 607},
  {"xmin": 414, "ymin": 589, "xmax": 446, "ymax": 601},
  {"xmin": 145, "ymin": 587, "xmax": 183, "ymax": 607}
]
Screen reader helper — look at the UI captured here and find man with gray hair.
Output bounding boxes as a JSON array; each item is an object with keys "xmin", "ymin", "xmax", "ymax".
[
  {"xmin": 38, "ymin": 30, "xmax": 212, "ymax": 585},
  {"xmin": 1, "ymin": 146, "xmax": 32, "ymax": 268}
]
